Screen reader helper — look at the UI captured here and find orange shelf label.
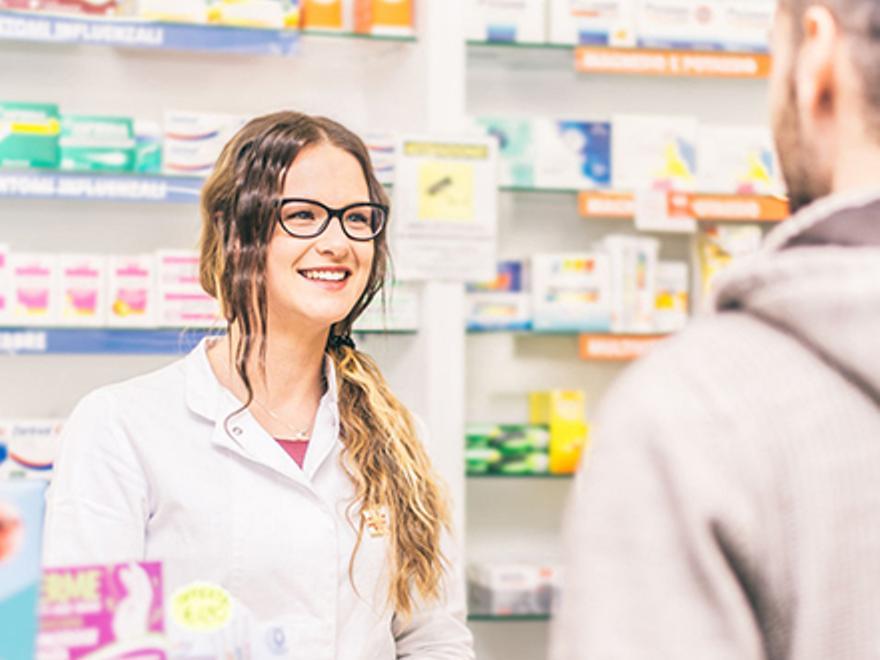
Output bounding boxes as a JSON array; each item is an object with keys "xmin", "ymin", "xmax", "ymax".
[
  {"xmin": 579, "ymin": 334, "xmax": 666, "ymax": 362},
  {"xmin": 579, "ymin": 191, "xmax": 788, "ymax": 222},
  {"xmin": 668, "ymin": 193, "xmax": 788, "ymax": 222},
  {"xmin": 577, "ymin": 191, "xmax": 635, "ymax": 219},
  {"xmin": 575, "ymin": 46, "xmax": 772, "ymax": 79}
]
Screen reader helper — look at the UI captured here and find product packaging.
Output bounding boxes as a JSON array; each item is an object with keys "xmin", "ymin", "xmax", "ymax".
[
  {"xmin": 0, "ymin": 480, "xmax": 46, "ymax": 660},
  {"xmin": 134, "ymin": 120, "xmax": 163, "ymax": 175},
  {"xmin": 58, "ymin": 255, "xmax": 107, "ymax": 327},
  {"xmin": 0, "ymin": 102, "xmax": 61, "ymax": 170},
  {"xmin": 163, "ymin": 111, "xmax": 248, "ymax": 177},
  {"xmin": 602, "ymin": 234, "xmax": 659, "ymax": 333},
  {"xmin": 612, "ymin": 114, "xmax": 698, "ymax": 192},
  {"xmin": 0, "ymin": 419, "xmax": 64, "ymax": 480},
  {"xmin": 633, "ymin": 0, "xmax": 723, "ymax": 51},
  {"xmin": 697, "ymin": 125, "xmax": 783, "ymax": 196},
  {"xmin": 207, "ymin": 0, "xmax": 300, "ymax": 27},
  {"xmin": 40, "ymin": 0, "xmax": 117, "ymax": 15},
  {"xmin": 466, "ymin": 260, "xmax": 531, "ymax": 331},
  {"xmin": 466, "ymin": 0, "xmax": 546, "ymax": 44},
  {"xmin": 9, "ymin": 254, "xmax": 56, "ymax": 326},
  {"xmin": 59, "ymin": 115, "xmax": 136, "ymax": 173},
  {"xmin": 529, "ymin": 389, "xmax": 588, "ymax": 474},
  {"xmin": 697, "ymin": 224, "xmax": 763, "ymax": 301},
  {"xmin": 473, "ymin": 117, "xmax": 536, "ymax": 188},
  {"xmin": 533, "ymin": 119, "xmax": 611, "ymax": 190},
  {"xmin": 715, "ymin": 0, "xmax": 775, "ymax": 53},
  {"xmin": 547, "ymin": 0, "xmax": 636, "ymax": 46},
  {"xmin": 107, "ymin": 255, "xmax": 156, "ymax": 328},
  {"xmin": 466, "ymin": 424, "xmax": 550, "ymax": 475},
  {"xmin": 468, "ymin": 563, "xmax": 562, "ymax": 616},
  {"xmin": 0, "ymin": 243, "xmax": 9, "ymax": 324},
  {"xmin": 37, "ymin": 562, "xmax": 165, "ymax": 659},
  {"xmin": 156, "ymin": 251, "xmax": 221, "ymax": 328},
  {"xmin": 137, "ymin": 0, "xmax": 209, "ymax": 22},
  {"xmin": 531, "ymin": 253, "xmax": 612, "ymax": 332},
  {"xmin": 363, "ymin": 133, "xmax": 396, "ymax": 186},
  {"xmin": 653, "ymin": 260, "xmax": 688, "ymax": 332},
  {"xmin": 354, "ymin": 0, "xmax": 413, "ymax": 36}
]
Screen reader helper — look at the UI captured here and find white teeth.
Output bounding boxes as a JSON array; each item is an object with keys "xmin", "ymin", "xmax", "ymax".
[{"xmin": 302, "ymin": 270, "xmax": 347, "ymax": 282}]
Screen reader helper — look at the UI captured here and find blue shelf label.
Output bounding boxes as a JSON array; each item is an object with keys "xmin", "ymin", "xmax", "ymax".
[
  {"xmin": 0, "ymin": 10, "xmax": 299, "ymax": 55},
  {"xmin": 0, "ymin": 171, "xmax": 204, "ymax": 203}
]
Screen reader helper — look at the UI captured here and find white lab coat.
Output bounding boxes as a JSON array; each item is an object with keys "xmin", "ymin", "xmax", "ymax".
[{"xmin": 43, "ymin": 339, "xmax": 474, "ymax": 660}]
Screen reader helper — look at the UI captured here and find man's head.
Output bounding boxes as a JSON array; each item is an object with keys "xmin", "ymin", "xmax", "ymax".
[{"xmin": 771, "ymin": 0, "xmax": 880, "ymax": 212}]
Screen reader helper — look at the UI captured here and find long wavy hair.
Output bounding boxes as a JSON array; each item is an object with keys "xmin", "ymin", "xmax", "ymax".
[{"xmin": 198, "ymin": 111, "xmax": 451, "ymax": 617}]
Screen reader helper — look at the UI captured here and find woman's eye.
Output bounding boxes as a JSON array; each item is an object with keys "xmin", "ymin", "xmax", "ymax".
[
  {"xmin": 347, "ymin": 213, "xmax": 369, "ymax": 224},
  {"xmin": 292, "ymin": 211, "xmax": 315, "ymax": 221}
]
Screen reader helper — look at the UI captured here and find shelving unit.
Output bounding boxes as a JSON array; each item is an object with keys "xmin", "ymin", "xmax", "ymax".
[{"xmin": 465, "ymin": 15, "xmax": 775, "ymax": 660}]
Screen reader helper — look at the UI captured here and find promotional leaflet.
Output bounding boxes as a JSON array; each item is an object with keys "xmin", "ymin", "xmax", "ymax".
[{"xmin": 392, "ymin": 135, "xmax": 498, "ymax": 282}]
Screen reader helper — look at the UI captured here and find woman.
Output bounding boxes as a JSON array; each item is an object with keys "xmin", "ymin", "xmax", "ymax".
[{"xmin": 44, "ymin": 111, "xmax": 474, "ymax": 659}]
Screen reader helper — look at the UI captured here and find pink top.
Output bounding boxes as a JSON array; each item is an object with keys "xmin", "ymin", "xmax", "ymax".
[{"xmin": 275, "ymin": 438, "xmax": 309, "ymax": 469}]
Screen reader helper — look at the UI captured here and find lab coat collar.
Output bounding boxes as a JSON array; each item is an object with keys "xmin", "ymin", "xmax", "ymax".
[{"xmin": 184, "ymin": 337, "xmax": 342, "ymax": 484}]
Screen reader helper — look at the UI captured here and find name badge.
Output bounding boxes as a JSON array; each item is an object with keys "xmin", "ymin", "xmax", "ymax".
[{"xmin": 363, "ymin": 507, "xmax": 390, "ymax": 538}]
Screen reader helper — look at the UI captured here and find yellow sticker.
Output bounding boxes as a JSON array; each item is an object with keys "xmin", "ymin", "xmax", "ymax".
[
  {"xmin": 418, "ymin": 161, "xmax": 475, "ymax": 223},
  {"xmin": 170, "ymin": 582, "xmax": 232, "ymax": 632}
]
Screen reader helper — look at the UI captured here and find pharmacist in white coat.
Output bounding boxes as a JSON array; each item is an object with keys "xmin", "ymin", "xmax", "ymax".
[{"xmin": 44, "ymin": 111, "xmax": 474, "ymax": 660}]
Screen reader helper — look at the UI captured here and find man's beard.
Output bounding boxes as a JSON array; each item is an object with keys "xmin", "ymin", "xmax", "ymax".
[{"xmin": 774, "ymin": 71, "xmax": 833, "ymax": 214}]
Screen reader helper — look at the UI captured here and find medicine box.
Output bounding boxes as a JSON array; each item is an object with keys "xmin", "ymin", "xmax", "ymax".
[
  {"xmin": 531, "ymin": 252, "xmax": 612, "ymax": 332},
  {"xmin": 0, "ymin": 102, "xmax": 60, "ymax": 170},
  {"xmin": 466, "ymin": 0, "xmax": 546, "ymax": 44}
]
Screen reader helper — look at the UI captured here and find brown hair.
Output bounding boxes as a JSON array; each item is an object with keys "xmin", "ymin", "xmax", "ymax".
[{"xmin": 199, "ymin": 111, "xmax": 451, "ymax": 617}]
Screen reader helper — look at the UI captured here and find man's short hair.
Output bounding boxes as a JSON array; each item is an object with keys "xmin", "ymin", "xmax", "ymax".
[{"xmin": 783, "ymin": 0, "xmax": 880, "ymax": 136}]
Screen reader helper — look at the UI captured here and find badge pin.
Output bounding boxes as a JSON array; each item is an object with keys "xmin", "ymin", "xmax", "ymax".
[{"xmin": 363, "ymin": 507, "xmax": 390, "ymax": 538}]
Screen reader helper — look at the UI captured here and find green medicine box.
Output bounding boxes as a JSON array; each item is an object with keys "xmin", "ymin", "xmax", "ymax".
[
  {"xmin": 0, "ymin": 102, "xmax": 61, "ymax": 170},
  {"xmin": 60, "ymin": 115, "xmax": 136, "ymax": 173}
]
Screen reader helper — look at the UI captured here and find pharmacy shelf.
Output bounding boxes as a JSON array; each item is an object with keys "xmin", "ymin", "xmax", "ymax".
[
  {"xmin": 468, "ymin": 40, "xmax": 771, "ymax": 79},
  {"xmin": 0, "ymin": 169, "xmax": 204, "ymax": 203},
  {"xmin": 0, "ymin": 327, "xmax": 414, "ymax": 355},
  {"xmin": 468, "ymin": 614, "xmax": 551, "ymax": 622},
  {"xmin": 0, "ymin": 9, "xmax": 300, "ymax": 55}
]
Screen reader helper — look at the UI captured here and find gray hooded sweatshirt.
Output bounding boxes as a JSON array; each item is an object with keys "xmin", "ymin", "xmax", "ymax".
[{"xmin": 551, "ymin": 189, "xmax": 880, "ymax": 660}]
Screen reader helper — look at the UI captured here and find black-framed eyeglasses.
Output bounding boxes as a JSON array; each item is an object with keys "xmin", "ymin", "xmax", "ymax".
[{"xmin": 276, "ymin": 197, "xmax": 388, "ymax": 241}]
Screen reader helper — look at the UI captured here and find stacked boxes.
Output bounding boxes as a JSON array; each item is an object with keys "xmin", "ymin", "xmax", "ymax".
[
  {"xmin": 531, "ymin": 253, "xmax": 612, "ymax": 332},
  {"xmin": 529, "ymin": 389, "xmax": 588, "ymax": 474},
  {"xmin": 466, "ymin": 260, "xmax": 531, "ymax": 331},
  {"xmin": 466, "ymin": 424, "xmax": 550, "ymax": 476},
  {"xmin": 162, "ymin": 111, "xmax": 247, "ymax": 177},
  {"xmin": 468, "ymin": 563, "xmax": 561, "ymax": 616},
  {"xmin": 602, "ymin": 234, "xmax": 659, "ymax": 333},
  {"xmin": 58, "ymin": 255, "xmax": 107, "ymax": 326}
]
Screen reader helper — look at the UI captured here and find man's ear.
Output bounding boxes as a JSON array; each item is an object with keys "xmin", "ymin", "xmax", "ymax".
[{"xmin": 796, "ymin": 5, "xmax": 841, "ymax": 127}]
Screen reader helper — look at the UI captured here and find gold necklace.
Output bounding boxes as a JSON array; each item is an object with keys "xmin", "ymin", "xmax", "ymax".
[{"xmin": 250, "ymin": 396, "xmax": 312, "ymax": 441}]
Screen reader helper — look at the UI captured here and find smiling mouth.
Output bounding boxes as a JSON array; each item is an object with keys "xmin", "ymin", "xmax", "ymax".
[{"xmin": 298, "ymin": 268, "xmax": 351, "ymax": 282}]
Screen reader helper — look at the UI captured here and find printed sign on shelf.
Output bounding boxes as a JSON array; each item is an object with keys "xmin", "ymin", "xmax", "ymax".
[
  {"xmin": 392, "ymin": 136, "xmax": 498, "ymax": 282},
  {"xmin": 667, "ymin": 192, "xmax": 789, "ymax": 222},
  {"xmin": 575, "ymin": 46, "xmax": 772, "ymax": 79},
  {"xmin": 578, "ymin": 191, "xmax": 789, "ymax": 223}
]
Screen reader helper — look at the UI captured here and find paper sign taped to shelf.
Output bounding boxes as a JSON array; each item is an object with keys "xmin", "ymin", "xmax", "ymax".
[
  {"xmin": 575, "ymin": 46, "xmax": 772, "ymax": 79},
  {"xmin": 634, "ymin": 189, "xmax": 696, "ymax": 234},
  {"xmin": 392, "ymin": 136, "xmax": 498, "ymax": 281}
]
